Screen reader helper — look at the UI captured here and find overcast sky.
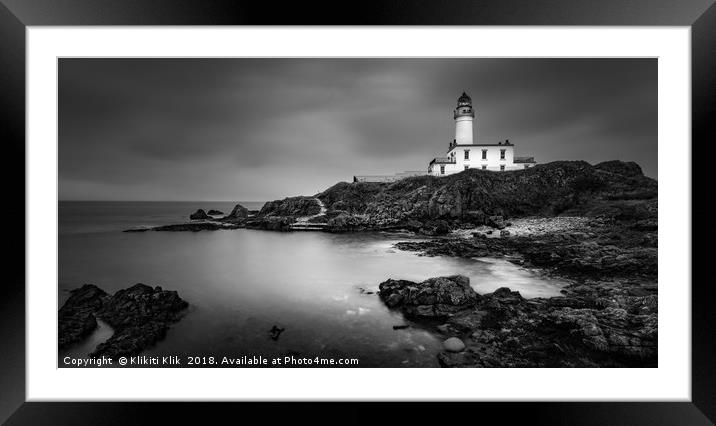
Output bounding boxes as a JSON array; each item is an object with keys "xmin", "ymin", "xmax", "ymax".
[{"xmin": 59, "ymin": 58, "xmax": 657, "ymax": 201}]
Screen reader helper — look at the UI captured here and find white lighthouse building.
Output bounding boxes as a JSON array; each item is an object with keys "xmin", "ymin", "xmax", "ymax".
[{"xmin": 428, "ymin": 92, "xmax": 537, "ymax": 176}]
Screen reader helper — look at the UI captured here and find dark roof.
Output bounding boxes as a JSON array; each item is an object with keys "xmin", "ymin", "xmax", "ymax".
[
  {"xmin": 429, "ymin": 157, "xmax": 456, "ymax": 165},
  {"xmin": 447, "ymin": 142, "xmax": 513, "ymax": 153}
]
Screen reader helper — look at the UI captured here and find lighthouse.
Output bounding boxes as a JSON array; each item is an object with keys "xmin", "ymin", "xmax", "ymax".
[
  {"xmin": 356, "ymin": 90, "xmax": 540, "ymax": 182},
  {"xmin": 426, "ymin": 91, "xmax": 538, "ymax": 176},
  {"xmin": 454, "ymin": 91, "xmax": 475, "ymax": 144}
]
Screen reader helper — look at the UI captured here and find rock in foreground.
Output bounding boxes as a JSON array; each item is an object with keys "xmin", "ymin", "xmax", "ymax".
[
  {"xmin": 377, "ymin": 275, "xmax": 657, "ymax": 368},
  {"xmin": 59, "ymin": 284, "xmax": 108, "ymax": 348},
  {"xmin": 58, "ymin": 283, "xmax": 188, "ymax": 358},
  {"xmin": 378, "ymin": 275, "xmax": 478, "ymax": 318}
]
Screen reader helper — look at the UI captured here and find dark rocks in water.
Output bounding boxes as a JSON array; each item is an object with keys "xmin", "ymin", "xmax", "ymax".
[
  {"xmin": 378, "ymin": 275, "xmax": 478, "ymax": 318},
  {"xmin": 123, "ymin": 227, "xmax": 151, "ymax": 233},
  {"xmin": 377, "ymin": 275, "xmax": 657, "ymax": 368},
  {"xmin": 58, "ymin": 283, "xmax": 188, "ymax": 358},
  {"xmin": 91, "ymin": 284, "xmax": 188, "ymax": 358},
  {"xmin": 189, "ymin": 209, "xmax": 209, "ymax": 220},
  {"xmin": 226, "ymin": 203, "xmax": 249, "ymax": 220},
  {"xmin": 259, "ymin": 196, "xmax": 320, "ymax": 217},
  {"xmin": 392, "ymin": 324, "xmax": 410, "ymax": 330},
  {"xmin": 207, "ymin": 209, "xmax": 224, "ymax": 216},
  {"xmin": 269, "ymin": 325, "xmax": 285, "ymax": 341},
  {"xmin": 152, "ymin": 222, "xmax": 241, "ymax": 232},
  {"xmin": 59, "ymin": 284, "xmax": 108, "ymax": 348}
]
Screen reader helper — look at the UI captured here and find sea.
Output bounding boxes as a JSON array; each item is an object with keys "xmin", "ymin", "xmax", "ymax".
[{"xmin": 58, "ymin": 201, "xmax": 566, "ymax": 367}]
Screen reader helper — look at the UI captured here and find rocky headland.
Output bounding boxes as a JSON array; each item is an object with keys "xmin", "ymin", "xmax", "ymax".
[
  {"xmin": 125, "ymin": 160, "xmax": 657, "ymax": 235},
  {"xmin": 59, "ymin": 283, "xmax": 189, "ymax": 358}
]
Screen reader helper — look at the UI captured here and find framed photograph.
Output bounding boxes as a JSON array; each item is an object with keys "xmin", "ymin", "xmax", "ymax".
[{"xmin": 2, "ymin": 0, "xmax": 713, "ymax": 423}]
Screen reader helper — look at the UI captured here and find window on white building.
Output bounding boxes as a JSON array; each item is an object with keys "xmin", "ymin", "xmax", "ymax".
[
  {"xmin": 524, "ymin": 164, "xmax": 529, "ymax": 169},
  {"xmin": 482, "ymin": 149, "xmax": 487, "ymax": 160},
  {"xmin": 500, "ymin": 165, "xmax": 505, "ymax": 171},
  {"xmin": 500, "ymin": 149, "xmax": 506, "ymax": 160},
  {"xmin": 464, "ymin": 165, "xmax": 469, "ymax": 171},
  {"xmin": 464, "ymin": 150, "xmax": 470, "ymax": 160},
  {"xmin": 440, "ymin": 165, "xmax": 445, "ymax": 175},
  {"xmin": 482, "ymin": 165, "xmax": 487, "ymax": 170}
]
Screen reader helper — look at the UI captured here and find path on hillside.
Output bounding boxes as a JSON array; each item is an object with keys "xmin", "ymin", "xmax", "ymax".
[{"xmin": 291, "ymin": 198, "xmax": 328, "ymax": 231}]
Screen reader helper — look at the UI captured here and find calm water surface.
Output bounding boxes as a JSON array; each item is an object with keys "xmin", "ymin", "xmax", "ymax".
[{"xmin": 59, "ymin": 201, "xmax": 566, "ymax": 367}]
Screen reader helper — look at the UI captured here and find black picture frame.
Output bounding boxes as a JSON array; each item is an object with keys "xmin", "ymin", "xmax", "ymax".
[{"xmin": 1, "ymin": 1, "xmax": 713, "ymax": 424}]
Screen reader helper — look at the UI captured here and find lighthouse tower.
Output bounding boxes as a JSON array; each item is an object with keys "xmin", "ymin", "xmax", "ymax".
[{"xmin": 454, "ymin": 91, "xmax": 475, "ymax": 144}]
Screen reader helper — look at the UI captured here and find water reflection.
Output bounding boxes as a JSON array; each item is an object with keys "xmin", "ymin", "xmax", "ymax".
[{"xmin": 59, "ymin": 229, "xmax": 565, "ymax": 367}]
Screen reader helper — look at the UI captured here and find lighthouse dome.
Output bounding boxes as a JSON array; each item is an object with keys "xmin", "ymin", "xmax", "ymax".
[{"xmin": 457, "ymin": 91, "xmax": 472, "ymax": 106}]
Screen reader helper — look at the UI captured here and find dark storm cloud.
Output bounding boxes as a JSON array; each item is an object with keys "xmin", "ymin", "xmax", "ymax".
[{"xmin": 59, "ymin": 58, "xmax": 656, "ymax": 201}]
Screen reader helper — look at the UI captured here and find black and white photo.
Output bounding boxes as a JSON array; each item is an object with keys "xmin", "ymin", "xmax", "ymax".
[{"xmin": 58, "ymin": 58, "xmax": 658, "ymax": 368}]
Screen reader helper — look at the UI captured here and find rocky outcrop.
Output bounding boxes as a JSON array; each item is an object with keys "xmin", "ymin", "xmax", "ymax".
[
  {"xmin": 378, "ymin": 275, "xmax": 478, "ymax": 318},
  {"xmin": 226, "ymin": 203, "xmax": 249, "ymax": 220},
  {"xmin": 59, "ymin": 284, "xmax": 108, "ymax": 348},
  {"xmin": 92, "ymin": 284, "xmax": 189, "ymax": 358},
  {"xmin": 189, "ymin": 209, "xmax": 209, "ymax": 220},
  {"xmin": 58, "ymin": 283, "xmax": 188, "ymax": 358},
  {"xmin": 259, "ymin": 196, "xmax": 321, "ymax": 217},
  {"xmin": 207, "ymin": 209, "xmax": 224, "ymax": 216}
]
